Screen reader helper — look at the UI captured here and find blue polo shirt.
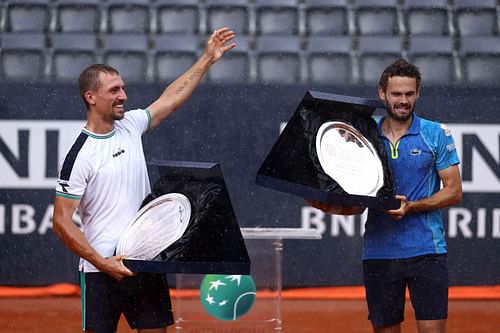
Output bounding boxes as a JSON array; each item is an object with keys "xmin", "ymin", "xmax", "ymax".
[{"xmin": 363, "ymin": 114, "xmax": 460, "ymax": 260}]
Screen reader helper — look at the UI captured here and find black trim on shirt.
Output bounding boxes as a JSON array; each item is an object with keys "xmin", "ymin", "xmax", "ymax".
[{"xmin": 60, "ymin": 132, "xmax": 88, "ymax": 181}]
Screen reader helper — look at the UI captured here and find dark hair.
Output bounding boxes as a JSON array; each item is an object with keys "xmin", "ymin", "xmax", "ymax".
[
  {"xmin": 79, "ymin": 64, "xmax": 120, "ymax": 110},
  {"xmin": 378, "ymin": 58, "xmax": 421, "ymax": 92}
]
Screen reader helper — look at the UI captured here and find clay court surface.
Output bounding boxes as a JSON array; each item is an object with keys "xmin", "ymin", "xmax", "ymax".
[{"xmin": 1, "ymin": 295, "xmax": 499, "ymax": 332}]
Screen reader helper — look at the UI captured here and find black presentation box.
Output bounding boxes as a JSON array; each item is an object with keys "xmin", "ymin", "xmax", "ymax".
[
  {"xmin": 256, "ymin": 90, "xmax": 400, "ymax": 210},
  {"xmin": 124, "ymin": 160, "xmax": 251, "ymax": 275}
]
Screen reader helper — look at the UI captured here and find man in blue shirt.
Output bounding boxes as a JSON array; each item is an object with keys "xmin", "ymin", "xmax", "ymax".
[{"xmin": 363, "ymin": 59, "xmax": 462, "ymax": 333}]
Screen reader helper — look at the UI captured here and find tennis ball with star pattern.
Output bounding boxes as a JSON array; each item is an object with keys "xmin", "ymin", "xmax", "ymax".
[{"xmin": 200, "ymin": 274, "xmax": 256, "ymax": 320}]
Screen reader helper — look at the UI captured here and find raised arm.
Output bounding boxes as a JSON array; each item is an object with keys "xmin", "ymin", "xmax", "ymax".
[
  {"xmin": 387, "ymin": 164, "xmax": 462, "ymax": 220},
  {"xmin": 52, "ymin": 196, "xmax": 134, "ymax": 280},
  {"xmin": 147, "ymin": 27, "xmax": 236, "ymax": 129}
]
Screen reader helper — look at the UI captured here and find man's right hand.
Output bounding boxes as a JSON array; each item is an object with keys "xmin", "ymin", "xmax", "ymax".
[{"xmin": 98, "ymin": 255, "xmax": 136, "ymax": 281}]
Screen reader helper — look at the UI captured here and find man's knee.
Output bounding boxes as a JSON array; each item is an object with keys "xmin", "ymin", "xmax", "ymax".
[{"xmin": 416, "ymin": 319, "xmax": 446, "ymax": 333}]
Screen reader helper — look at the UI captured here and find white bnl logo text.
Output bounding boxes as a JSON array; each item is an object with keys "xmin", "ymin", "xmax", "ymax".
[
  {"xmin": 0, "ymin": 121, "xmax": 499, "ymax": 191},
  {"xmin": 0, "ymin": 120, "xmax": 84, "ymax": 189}
]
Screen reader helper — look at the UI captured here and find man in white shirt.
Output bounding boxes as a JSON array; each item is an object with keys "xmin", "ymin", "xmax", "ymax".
[{"xmin": 52, "ymin": 27, "xmax": 236, "ymax": 333}]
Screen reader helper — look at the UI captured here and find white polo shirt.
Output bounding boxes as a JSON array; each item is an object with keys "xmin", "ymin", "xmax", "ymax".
[{"xmin": 55, "ymin": 109, "xmax": 152, "ymax": 272}]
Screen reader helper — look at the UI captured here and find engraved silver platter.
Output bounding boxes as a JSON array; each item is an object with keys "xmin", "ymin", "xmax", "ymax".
[
  {"xmin": 315, "ymin": 121, "xmax": 384, "ymax": 197},
  {"xmin": 116, "ymin": 193, "xmax": 191, "ymax": 260}
]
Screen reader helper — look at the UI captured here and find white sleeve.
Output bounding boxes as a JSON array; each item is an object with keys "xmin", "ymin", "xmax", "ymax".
[
  {"xmin": 121, "ymin": 108, "xmax": 152, "ymax": 135},
  {"xmin": 55, "ymin": 136, "xmax": 91, "ymax": 200}
]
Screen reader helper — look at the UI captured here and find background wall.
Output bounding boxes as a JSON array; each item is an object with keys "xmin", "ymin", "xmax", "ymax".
[{"xmin": 0, "ymin": 82, "xmax": 499, "ymax": 287}]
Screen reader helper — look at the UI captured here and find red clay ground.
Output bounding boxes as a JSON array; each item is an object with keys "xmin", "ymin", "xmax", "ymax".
[{"xmin": 0, "ymin": 297, "xmax": 499, "ymax": 333}]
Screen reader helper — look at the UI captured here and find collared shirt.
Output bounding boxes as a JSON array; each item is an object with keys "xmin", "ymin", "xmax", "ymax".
[
  {"xmin": 55, "ymin": 109, "xmax": 152, "ymax": 272},
  {"xmin": 363, "ymin": 114, "xmax": 460, "ymax": 260}
]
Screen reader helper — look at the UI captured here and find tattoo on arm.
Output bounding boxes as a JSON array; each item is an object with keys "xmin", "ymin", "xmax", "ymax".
[{"xmin": 174, "ymin": 68, "xmax": 203, "ymax": 95}]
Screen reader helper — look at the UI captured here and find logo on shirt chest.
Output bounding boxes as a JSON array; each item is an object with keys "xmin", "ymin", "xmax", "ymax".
[
  {"xmin": 112, "ymin": 148, "xmax": 126, "ymax": 158},
  {"xmin": 410, "ymin": 148, "xmax": 422, "ymax": 156}
]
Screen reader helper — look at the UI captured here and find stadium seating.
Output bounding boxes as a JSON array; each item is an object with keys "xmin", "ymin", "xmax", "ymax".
[
  {"xmin": 50, "ymin": 33, "xmax": 98, "ymax": 82},
  {"xmin": 104, "ymin": 0, "xmax": 151, "ymax": 34},
  {"xmin": 3, "ymin": 0, "xmax": 51, "ymax": 33},
  {"xmin": 306, "ymin": 35, "xmax": 353, "ymax": 85},
  {"xmin": 459, "ymin": 36, "xmax": 500, "ymax": 85},
  {"xmin": 206, "ymin": 0, "xmax": 250, "ymax": 36},
  {"xmin": 357, "ymin": 35, "xmax": 403, "ymax": 85},
  {"xmin": 155, "ymin": 0, "xmax": 200, "ymax": 35},
  {"xmin": 407, "ymin": 36, "xmax": 457, "ymax": 85},
  {"xmin": 0, "ymin": 32, "xmax": 47, "ymax": 81},
  {"xmin": 255, "ymin": 35, "xmax": 302, "ymax": 83},
  {"xmin": 454, "ymin": 0, "xmax": 499, "ymax": 36},
  {"xmin": 353, "ymin": 0, "xmax": 401, "ymax": 36},
  {"xmin": 102, "ymin": 33, "xmax": 150, "ymax": 82},
  {"xmin": 207, "ymin": 35, "xmax": 251, "ymax": 83},
  {"xmin": 303, "ymin": 0, "xmax": 350, "ymax": 36},
  {"xmin": 404, "ymin": 0, "xmax": 451, "ymax": 36},
  {"xmin": 153, "ymin": 34, "xmax": 199, "ymax": 83},
  {"xmin": 255, "ymin": 0, "xmax": 299, "ymax": 35},
  {"xmin": 0, "ymin": 0, "xmax": 499, "ymax": 86},
  {"xmin": 54, "ymin": 0, "xmax": 101, "ymax": 33}
]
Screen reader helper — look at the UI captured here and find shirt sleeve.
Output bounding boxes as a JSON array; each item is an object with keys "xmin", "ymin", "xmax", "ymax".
[
  {"xmin": 122, "ymin": 108, "xmax": 152, "ymax": 135},
  {"xmin": 55, "ymin": 133, "xmax": 90, "ymax": 200},
  {"xmin": 435, "ymin": 123, "xmax": 460, "ymax": 170}
]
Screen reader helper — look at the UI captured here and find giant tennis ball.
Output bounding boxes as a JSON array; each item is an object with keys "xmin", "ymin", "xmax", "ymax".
[{"xmin": 200, "ymin": 274, "xmax": 256, "ymax": 320}]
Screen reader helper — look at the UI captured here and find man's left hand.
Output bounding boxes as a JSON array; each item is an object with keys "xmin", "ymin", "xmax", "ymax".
[
  {"xmin": 205, "ymin": 27, "xmax": 236, "ymax": 64},
  {"xmin": 386, "ymin": 195, "xmax": 410, "ymax": 220}
]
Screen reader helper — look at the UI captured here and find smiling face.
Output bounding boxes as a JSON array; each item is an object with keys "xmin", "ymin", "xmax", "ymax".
[
  {"xmin": 378, "ymin": 76, "xmax": 419, "ymax": 122},
  {"xmin": 85, "ymin": 71, "xmax": 128, "ymax": 122}
]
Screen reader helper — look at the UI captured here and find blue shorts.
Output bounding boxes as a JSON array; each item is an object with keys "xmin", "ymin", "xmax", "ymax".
[
  {"xmin": 363, "ymin": 254, "xmax": 448, "ymax": 328},
  {"xmin": 80, "ymin": 272, "xmax": 174, "ymax": 333}
]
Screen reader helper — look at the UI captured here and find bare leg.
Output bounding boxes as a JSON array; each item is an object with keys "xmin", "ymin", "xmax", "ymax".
[{"xmin": 417, "ymin": 319, "xmax": 446, "ymax": 333}]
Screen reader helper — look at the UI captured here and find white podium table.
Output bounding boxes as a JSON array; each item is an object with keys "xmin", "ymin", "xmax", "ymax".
[{"xmin": 174, "ymin": 227, "xmax": 322, "ymax": 332}]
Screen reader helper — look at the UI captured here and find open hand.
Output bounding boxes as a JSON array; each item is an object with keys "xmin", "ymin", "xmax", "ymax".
[{"xmin": 205, "ymin": 27, "xmax": 236, "ymax": 64}]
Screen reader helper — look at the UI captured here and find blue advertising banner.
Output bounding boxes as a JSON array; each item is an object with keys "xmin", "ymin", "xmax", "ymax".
[{"xmin": 0, "ymin": 83, "xmax": 499, "ymax": 286}]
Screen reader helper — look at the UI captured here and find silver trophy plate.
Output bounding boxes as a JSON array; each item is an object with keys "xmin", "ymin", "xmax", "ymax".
[
  {"xmin": 116, "ymin": 193, "xmax": 192, "ymax": 260},
  {"xmin": 316, "ymin": 121, "xmax": 384, "ymax": 197}
]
